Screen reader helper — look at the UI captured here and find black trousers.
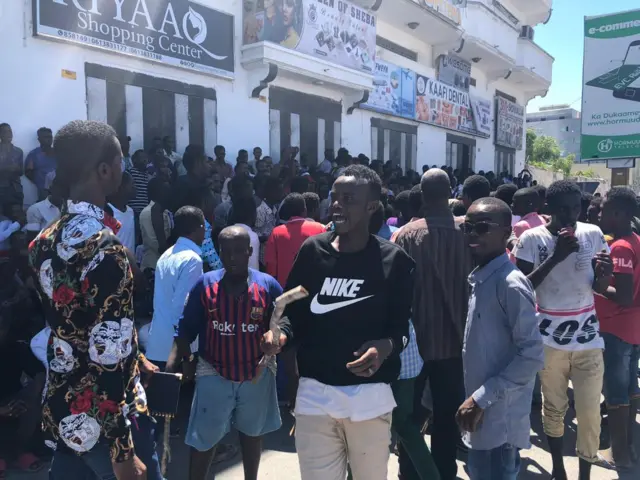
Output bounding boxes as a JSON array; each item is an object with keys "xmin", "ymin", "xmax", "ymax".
[{"xmin": 398, "ymin": 357, "xmax": 465, "ymax": 480}]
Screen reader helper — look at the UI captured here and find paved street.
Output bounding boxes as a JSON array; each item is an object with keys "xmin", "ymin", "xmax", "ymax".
[{"xmin": 7, "ymin": 404, "xmax": 640, "ymax": 479}]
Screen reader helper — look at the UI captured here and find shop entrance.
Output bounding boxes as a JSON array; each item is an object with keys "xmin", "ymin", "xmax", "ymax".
[
  {"xmin": 268, "ymin": 87, "xmax": 342, "ymax": 165},
  {"xmin": 85, "ymin": 63, "xmax": 217, "ymax": 155},
  {"xmin": 494, "ymin": 145, "xmax": 516, "ymax": 175},
  {"xmin": 370, "ymin": 118, "xmax": 417, "ymax": 172},
  {"xmin": 446, "ymin": 133, "xmax": 476, "ymax": 173}
]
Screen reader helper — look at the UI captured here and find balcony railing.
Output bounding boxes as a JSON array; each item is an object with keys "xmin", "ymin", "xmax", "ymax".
[
  {"xmin": 350, "ymin": 0, "xmax": 463, "ymax": 47},
  {"xmin": 462, "ymin": 1, "xmax": 519, "ymax": 64},
  {"xmin": 509, "ymin": 0, "xmax": 552, "ymax": 26},
  {"xmin": 241, "ymin": 42, "xmax": 374, "ymax": 93},
  {"xmin": 515, "ymin": 38, "xmax": 553, "ymax": 86}
]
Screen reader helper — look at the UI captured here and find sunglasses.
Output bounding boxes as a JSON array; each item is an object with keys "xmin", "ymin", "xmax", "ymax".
[{"xmin": 460, "ymin": 221, "xmax": 501, "ymax": 235}]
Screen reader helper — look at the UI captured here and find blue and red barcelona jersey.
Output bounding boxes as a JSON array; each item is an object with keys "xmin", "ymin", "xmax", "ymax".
[{"xmin": 178, "ymin": 269, "xmax": 283, "ymax": 382}]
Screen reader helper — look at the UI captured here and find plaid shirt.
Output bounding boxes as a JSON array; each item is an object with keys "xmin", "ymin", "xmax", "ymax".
[{"xmin": 399, "ymin": 321, "xmax": 423, "ymax": 380}]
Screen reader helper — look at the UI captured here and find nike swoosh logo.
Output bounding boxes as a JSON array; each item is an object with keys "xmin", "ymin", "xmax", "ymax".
[{"xmin": 310, "ymin": 294, "xmax": 374, "ymax": 314}]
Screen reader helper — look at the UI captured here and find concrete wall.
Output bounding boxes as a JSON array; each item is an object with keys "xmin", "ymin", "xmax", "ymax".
[{"xmin": 529, "ymin": 165, "xmax": 611, "ymax": 195}]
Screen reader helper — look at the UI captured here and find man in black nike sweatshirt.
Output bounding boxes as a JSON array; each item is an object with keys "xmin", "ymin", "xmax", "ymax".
[{"xmin": 275, "ymin": 165, "xmax": 414, "ymax": 480}]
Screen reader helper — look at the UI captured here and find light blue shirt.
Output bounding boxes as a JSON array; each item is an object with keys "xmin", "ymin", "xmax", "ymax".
[
  {"xmin": 146, "ymin": 237, "xmax": 203, "ymax": 362},
  {"xmin": 463, "ymin": 253, "xmax": 544, "ymax": 451},
  {"xmin": 319, "ymin": 158, "xmax": 333, "ymax": 174}
]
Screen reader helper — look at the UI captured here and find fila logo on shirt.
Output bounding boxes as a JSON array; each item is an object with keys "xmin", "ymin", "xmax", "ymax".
[
  {"xmin": 310, "ymin": 278, "xmax": 373, "ymax": 315},
  {"xmin": 613, "ymin": 257, "xmax": 633, "ymax": 269}
]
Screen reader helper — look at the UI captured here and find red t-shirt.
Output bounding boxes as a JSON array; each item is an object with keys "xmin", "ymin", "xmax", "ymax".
[
  {"xmin": 265, "ymin": 217, "xmax": 326, "ymax": 287},
  {"xmin": 595, "ymin": 233, "xmax": 640, "ymax": 345}
]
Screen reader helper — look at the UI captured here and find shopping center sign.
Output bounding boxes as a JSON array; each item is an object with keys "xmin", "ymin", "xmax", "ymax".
[
  {"xmin": 582, "ymin": 9, "xmax": 640, "ymax": 160},
  {"xmin": 243, "ymin": 0, "xmax": 376, "ymax": 74},
  {"xmin": 415, "ymin": 74, "xmax": 491, "ymax": 138},
  {"xmin": 33, "ymin": 0, "xmax": 235, "ymax": 78}
]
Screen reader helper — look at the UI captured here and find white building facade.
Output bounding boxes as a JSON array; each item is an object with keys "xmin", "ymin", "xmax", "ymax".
[{"xmin": 2, "ymin": 0, "xmax": 553, "ymax": 175}]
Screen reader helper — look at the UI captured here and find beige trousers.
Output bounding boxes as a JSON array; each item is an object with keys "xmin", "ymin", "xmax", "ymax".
[
  {"xmin": 295, "ymin": 413, "xmax": 392, "ymax": 480},
  {"xmin": 540, "ymin": 346, "xmax": 604, "ymax": 462}
]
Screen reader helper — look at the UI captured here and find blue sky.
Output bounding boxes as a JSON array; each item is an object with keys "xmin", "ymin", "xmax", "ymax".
[{"xmin": 526, "ymin": 0, "xmax": 639, "ymax": 112}]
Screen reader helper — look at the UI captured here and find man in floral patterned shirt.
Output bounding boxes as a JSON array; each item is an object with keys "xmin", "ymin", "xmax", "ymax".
[{"xmin": 29, "ymin": 121, "xmax": 155, "ymax": 480}]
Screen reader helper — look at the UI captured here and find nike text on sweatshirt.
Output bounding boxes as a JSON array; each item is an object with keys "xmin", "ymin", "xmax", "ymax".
[{"xmin": 280, "ymin": 232, "xmax": 415, "ymax": 386}]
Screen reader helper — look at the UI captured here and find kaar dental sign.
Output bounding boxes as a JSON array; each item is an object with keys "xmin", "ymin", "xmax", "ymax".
[{"xmin": 33, "ymin": 0, "xmax": 235, "ymax": 78}]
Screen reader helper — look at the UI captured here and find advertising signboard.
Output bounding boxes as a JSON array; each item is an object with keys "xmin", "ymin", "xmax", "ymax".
[
  {"xmin": 582, "ymin": 9, "xmax": 640, "ymax": 160},
  {"xmin": 415, "ymin": 74, "xmax": 490, "ymax": 137},
  {"xmin": 243, "ymin": 0, "xmax": 376, "ymax": 73},
  {"xmin": 495, "ymin": 96, "xmax": 524, "ymax": 150},
  {"xmin": 436, "ymin": 53, "xmax": 471, "ymax": 91},
  {"xmin": 363, "ymin": 60, "xmax": 415, "ymax": 119},
  {"xmin": 33, "ymin": 0, "xmax": 235, "ymax": 78},
  {"xmin": 471, "ymin": 96, "xmax": 492, "ymax": 137}
]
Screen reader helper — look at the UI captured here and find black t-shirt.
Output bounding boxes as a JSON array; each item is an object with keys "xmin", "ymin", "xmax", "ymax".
[
  {"xmin": 171, "ymin": 175, "xmax": 207, "ymax": 213},
  {"xmin": 282, "ymin": 232, "xmax": 414, "ymax": 386}
]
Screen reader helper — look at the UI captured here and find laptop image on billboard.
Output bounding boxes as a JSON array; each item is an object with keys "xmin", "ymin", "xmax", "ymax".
[{"xmin": 586, "ymin": 39, "xmax": 640, "ymax": 99}]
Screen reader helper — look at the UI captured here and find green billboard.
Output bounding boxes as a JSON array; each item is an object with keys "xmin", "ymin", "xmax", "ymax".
[{"xmin": 582, "ymin": 9, "xmax": 640, "ymax": 160}]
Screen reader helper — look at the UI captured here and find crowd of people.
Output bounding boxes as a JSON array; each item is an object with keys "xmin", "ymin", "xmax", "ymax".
[{"xmin": 0, "ymin": 118, "xmax": 639, "ymax": 480}]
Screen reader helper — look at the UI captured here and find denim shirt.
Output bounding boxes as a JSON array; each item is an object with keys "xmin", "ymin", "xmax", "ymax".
[{"xmin": 463, "ymin": 253, "xmax": 544, "ymax": 450}]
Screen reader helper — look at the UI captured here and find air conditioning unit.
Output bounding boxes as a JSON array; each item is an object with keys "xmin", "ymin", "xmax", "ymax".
[{"xmin": 520, "ymin": 26, "xmax": 535, "ymax": 40}]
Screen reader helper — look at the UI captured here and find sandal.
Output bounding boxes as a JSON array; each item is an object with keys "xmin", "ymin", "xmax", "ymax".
[
  {"xmin": 14, "ymin": 452, "xmax": 44, "ymax": 473},
  {"xmin": 593, "ymin": 452, "xmax": 616, "ymax": 471},
  {"xmin": 0, "ymin": 458, "xmax": 6, "ymax": 479},
  {"xmin": 211, "ymin": 443, "xmax": 238, "ymax": 465}
]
